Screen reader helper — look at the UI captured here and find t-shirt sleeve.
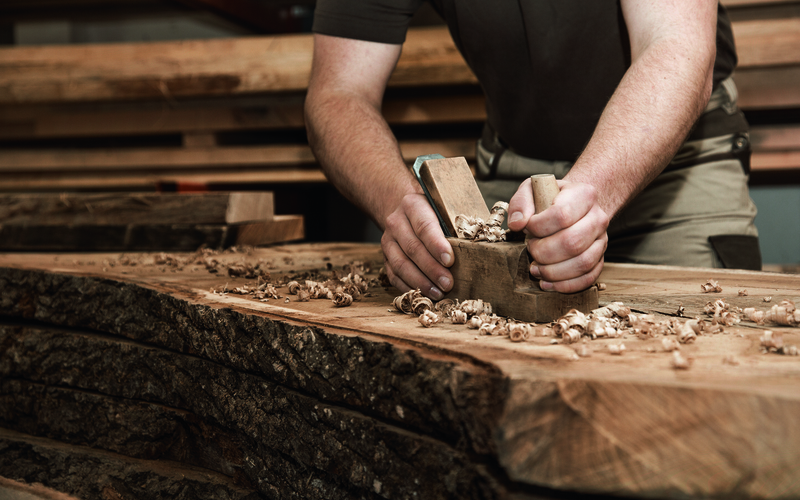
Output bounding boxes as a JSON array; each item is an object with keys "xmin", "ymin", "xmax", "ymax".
[{"xmin": 312, "ymin": 0, "xmax": 424, "ymax": 45}]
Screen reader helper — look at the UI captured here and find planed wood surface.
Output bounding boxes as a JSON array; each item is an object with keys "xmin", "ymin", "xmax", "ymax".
[{"xmin": 1, "ymin": 244, "xmax": 799, "ymax": 499}]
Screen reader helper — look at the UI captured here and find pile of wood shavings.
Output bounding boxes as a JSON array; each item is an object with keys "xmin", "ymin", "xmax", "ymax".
[
  {"xmin": 390, "ymin": 290, "xmax": 800, "ymax": 369},
  {"xmin": 454, "ymin": 202, "xmax": 509, "ymax": 242}
]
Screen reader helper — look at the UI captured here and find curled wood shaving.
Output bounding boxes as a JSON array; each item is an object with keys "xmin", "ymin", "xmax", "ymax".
[
  {"xmin": 454, "ymin": 201, "xmax": 510, "ymax": 242},
  {"xmin": 608, "ymin": 343, "xmax": 626, "ymax": 355},
  {"xmin": 759, "ymin": 330, "xmax": 797, "ymax": 355},
  {"xmin": 467, "ymin": 315, "xmax": 484, "ymax": 329},
  {"xmin": 671, "ymin": 350, "xmax": 693, "ymax": 370},
  {"xmin": 508, "ymin": 322, "xmax": 531, "ymax": 342},
  {"xmin": 451, "ymin": 310, "xmax": 468, "ymax": 324},
  {"xmin": 764, "ymin": 296, "xmax": 772, "ymax": 303},
  {"xmin": 459, "ymin": 299, "xmax": 492, "ymax": 316},
  {"xmin": 700, "ymin": 279, "xmax": 723, "ymax": 293},
  {"xmin": 332, "ymin": 291, "xmax": 353, "ymax": 307},
  {"xmin": 412, "ymin": 296, "xmax": 434, "ymax": 316},
  {"xmin": 661, "ymin": 337, "xmax": 681, "ymax": 352},
  {"xmin": 738, "ymin": 289, "xmax": 748, "ymax": 297},
  {"xmin": 418, "ymin": 310, "xmax": 441, "ymax": 328}
]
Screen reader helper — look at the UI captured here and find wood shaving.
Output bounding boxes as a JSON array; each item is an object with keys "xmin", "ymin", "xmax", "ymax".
[
  {"xmin": 662, "ymin": 337, "xmax": 681, "ymax": 352},
  {"xmin": 575, "ymin": 344, "xmax": 592, "ymax": 357},
  {"xmin": 743, "ymin": 300, "xmax": 799, "ymax": 327},
  {"xmin": 418, "ymin": 310, "xmax": 441, "ymax": 328},
  {"xmin": 454, "ymin": 201, "xmax": 509, "ymax": 242},
  {"xmin": 608, "ymin": 343, "xmax": 626, "ymax": 355},
  {"xmin": 411, "ymin": 296, "xmax": 434, "ymax": 315},
  {"xmin": 332, "ymin": 292, "xmax": 353, "ymax": 307},
  {"xmin": 671, "ymin": 350, "xmax": 693, "ymax": 370},
  {"xmin": 757, "ymin": 330, "xmax": 798, "ymax": 356},
  {"xmin": 451, "ymin": 310, "xmax": 468, "ymax": 324},
  {"xmin": 467, "ymin": 315, "xmax": 484, "ymax": 329},
  {"xmin": 508, "ymin": 322, "xmax": 531, "ymax": 342},
  {"xmin": 700, "ymin": 279, "xmax": 723, "ymax": 293},
  {"xmin": 738, "ymin": 289, "xmax": 748, "ymax": 297},
  {"xmin": 596, "ymin": 282, "xmax": 607, "ymax": 291},
  {"xmin": 764, "ymin": 296, "xmax": 772, "ymax": 303}
]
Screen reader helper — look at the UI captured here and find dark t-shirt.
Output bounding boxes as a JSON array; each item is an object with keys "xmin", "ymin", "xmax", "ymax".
[{"xmin": 313, "ymin": 0, "xmax": 739, "ymax": 162}]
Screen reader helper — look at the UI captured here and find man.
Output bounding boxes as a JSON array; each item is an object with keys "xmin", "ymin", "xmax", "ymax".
[{"xmin": 305, "ymin": 0, "xmax": 760, "ymax": 300}]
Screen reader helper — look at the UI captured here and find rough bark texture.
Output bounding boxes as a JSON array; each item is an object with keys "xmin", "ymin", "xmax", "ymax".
[{"xmin": 0, "ymin": 267, "xmax": 529, "ymax": 500}]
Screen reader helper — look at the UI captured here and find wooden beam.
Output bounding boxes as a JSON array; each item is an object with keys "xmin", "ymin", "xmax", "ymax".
[
  {"xmin": 0, "ymin": 139, "xmax": 477, "ymax": 191},
  {"xmin": 0, "ymin": 139, "xmax": 475, "ymax": 172},
  {"xmin": 733, "ymin": 17, "xmax": 800, "ymax": 67},
  {"xmin": 0, "ymin": 93, "xmax": 487, "ymax": 140},
  {"xmin": 0, "ymin": 27, "xmax": 476, "ymax": 105},
  {"xmin": 0, "ymin": 192, "xmax": 275, "ymax": 225},
  {"xmin": 734, "ymin": 66, "xmax": 800, "ymax": 109}
]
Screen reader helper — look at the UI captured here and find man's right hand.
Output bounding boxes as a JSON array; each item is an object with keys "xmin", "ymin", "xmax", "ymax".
[{"xmin": 381, "ymin": 193, "xmax": 454, "ymax": 300}]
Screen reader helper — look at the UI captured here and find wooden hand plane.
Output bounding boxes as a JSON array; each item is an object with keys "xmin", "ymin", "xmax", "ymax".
[{"xmin": 412, "ymin": 155, "xmax": 598, "ymax": 323}]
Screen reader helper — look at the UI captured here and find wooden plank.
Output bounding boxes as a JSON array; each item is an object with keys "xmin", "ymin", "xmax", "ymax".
[
  {"xmin": 751, "ymin": 151, "xmax": 800, "ymax": 170},
  {"xmin": 0, "ymin": 216, "xmax": 303, "ymax": 251},
  {"xmin": 0, "ymin": 192, "xmax": 274, "ymax": 225},
  {"xmin": 734, "ymin": 66, "xmax": 800, "ymax": 109},
  {"xmin": 0, "ymin": 27, "xmax": 476, "ymax": 105},
  {"xmin": 750, "ymin": 124, "xmax": 800, "ymax": 151},
  {"xmin": 0, "ymin": 139, "xmax": 476, "ymax": 172},
  {"xmin": 0, "ymin": 93, "xmax": 487, "ymax": 140},
  {"xmin": 0, "ymin": 245, "xmax": 798, "ymax": 499},
  {"xmin": 733, "ymin": 18, "xmax": 800, "ymax": 68},
  {"xmin": 233, "ymin": 215, "xmax": 304, "ymax": 246},
  {"xmin": 0, "ymin": 139, "xmax": 476, "ymax": 191},
  {"xmin": 0, "ymin": 168, "xmax": 329, "ymax": 192}
]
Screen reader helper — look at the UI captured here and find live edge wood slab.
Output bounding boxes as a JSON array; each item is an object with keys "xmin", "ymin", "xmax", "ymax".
[{"xmin": 1, "ymin": 243, "xmax": 799, "ymax": 500}]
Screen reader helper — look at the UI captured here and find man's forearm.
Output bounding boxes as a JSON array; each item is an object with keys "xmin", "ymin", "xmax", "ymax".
[
  {"xmin": 565, "ymin": 37, "xmax": 714, "ymax": 218},
  {"xmin": 306, "ymin": 91, "xmax": 419, "ymax": 230}
]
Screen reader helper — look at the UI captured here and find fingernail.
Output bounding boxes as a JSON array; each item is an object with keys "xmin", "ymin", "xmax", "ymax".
[
  {"xmin": 529, "ymin": 265, "xmax": 540, "ymax": 278},
  {"xmin": 441, "ymin": 253, "xmax": 452, "ymax": 266},
  {"xmin": 430, "ymin": 286, "xmax": 443, "ymax": 300},
  {"xmin": 509, "ymin": 212, "xmax": 523, "ymax": 224},
  {"xmin": 438, "ymin": 276, "xmax": 451, "ymax": 290},
  {"xmin": 539, "ymin": 280, "xmax": 553, "ymax": 291}
]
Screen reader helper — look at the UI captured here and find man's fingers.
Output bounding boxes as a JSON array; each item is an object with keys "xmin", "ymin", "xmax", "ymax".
[
  {"xmin": 507, "ymin": 178, "xmax": 535, "ymax": 232},
  {"xmin": 402, "ymin": 195, "xmax": 454, "ymax": 267},
  {"xmin": 381, "ymin": 232, "xmax": 443, "ymax": 299},
  {"xmin": 532, "ymin": 237, "xmax": 608, "ymax": 283},
  {"xmin": 530, "ymin": 205, "xmax": 609, "ymax": 264},
  {"xmin": 539, "ymin": 258, "xmax": 605, "ymax": 294},
  {"xmin": 526, "ymin": 182, "xmax": 598, "ymax": 238}
]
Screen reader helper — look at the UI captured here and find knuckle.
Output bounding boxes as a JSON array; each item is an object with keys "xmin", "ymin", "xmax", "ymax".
[{"xmin": 404, "ymin": 237, "xmax": 425, "ymax": 259}]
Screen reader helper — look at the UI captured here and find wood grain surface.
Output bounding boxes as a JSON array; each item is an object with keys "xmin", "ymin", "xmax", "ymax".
[{"xmin": 1, "ymin": 244, "xmax": 799, "ymax": 499}]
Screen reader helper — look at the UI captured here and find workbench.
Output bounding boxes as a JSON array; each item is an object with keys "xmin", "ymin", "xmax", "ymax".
[{"xmin": 1, "ymin": 243, "xmax": 798, "ymax": 499}]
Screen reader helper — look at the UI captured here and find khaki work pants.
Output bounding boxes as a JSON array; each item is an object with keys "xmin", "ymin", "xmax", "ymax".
[{"xmin": 474, "ymin": 78, "xmax": 761, "ymax": 270}]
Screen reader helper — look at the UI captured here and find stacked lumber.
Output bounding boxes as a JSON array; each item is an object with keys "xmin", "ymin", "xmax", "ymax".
[
  {"xmin": 0, "ymin": 3, "xmax": 798, "ymax": 192},
  {"xmin": 0, "ymin": 192, "xmax": 304, "ymax": 250}
]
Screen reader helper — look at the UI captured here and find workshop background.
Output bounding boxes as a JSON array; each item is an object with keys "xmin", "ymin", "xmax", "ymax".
[{"xmin": 1, "ymin": 0, "xmax": 798, "ymax": 267}]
